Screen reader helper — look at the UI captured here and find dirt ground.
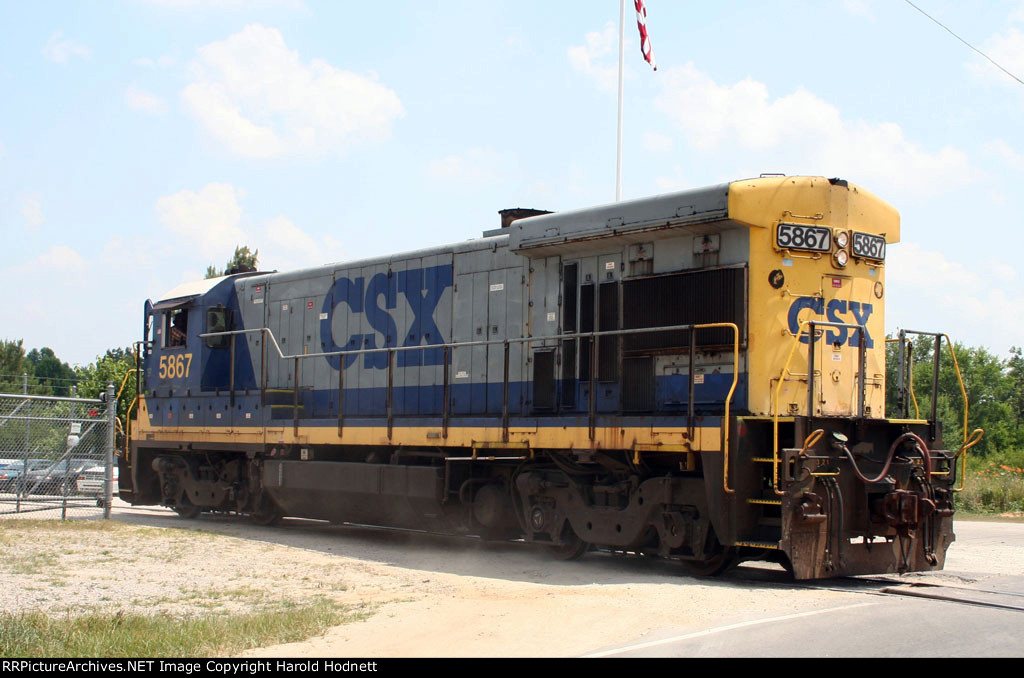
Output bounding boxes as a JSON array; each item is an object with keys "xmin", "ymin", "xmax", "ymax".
[{"xmin": 3, "ymin": 503, "xmax": 1023, "ymax": 658}]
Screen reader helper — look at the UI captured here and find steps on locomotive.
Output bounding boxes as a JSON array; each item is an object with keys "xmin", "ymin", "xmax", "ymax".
[
  {"xmin": 266, "ymin": 387, "xmax": 306, "ymax": 419},
  {"xmin": 735, "ymin": 453, "xmax": 785, "ymax": 551}
]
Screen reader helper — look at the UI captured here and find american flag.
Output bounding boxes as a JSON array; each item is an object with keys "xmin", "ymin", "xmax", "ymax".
[{"xmin": 634, "ymin": 0, "xmax": 656, "ymax": 71}]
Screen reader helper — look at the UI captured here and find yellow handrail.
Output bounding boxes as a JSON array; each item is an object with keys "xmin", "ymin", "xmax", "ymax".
[
  {"xmin": 692, "ymin": 323, "xmax": 740, "ymax": 495},
  {"xmin": 937, "ymin": 335, "xmax": 984, "ymax": 492},
  {"xmin": 941, "ymin": 336, "xmax": 970, "ymax": 451},
  {"xmin": 908, "ymin": 355, "xmax": 921, "ymax": 419},
  {"xmin": 116, "ymin": 369, "xmax": 138, "ymax": 461},
  {"xmin": 799, "ymin": 429, "xmax": 838, "ymax": 477},
  {"xmin": 116, "ymin": 369, "xmax": 137, "ymax": 400},
  {"xmin": 771, "ymin": 319, "xmax": 818, "ymax": 495},
  {"xmin": 954, "ymin": 428, "xmax": 985, "ymax": 493}
]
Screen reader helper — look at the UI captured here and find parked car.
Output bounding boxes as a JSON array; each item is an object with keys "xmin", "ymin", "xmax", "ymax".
[
  {"xmin": 0, "ymin": 459, "xmax": 52, "ymax": 493},
  {"xmin": 75, "ymin": 463, "xmax": 118, "ymax": 507},
  {"xmin": 19, "ymin": 459, "xmax": 94, "ymax": 496}
]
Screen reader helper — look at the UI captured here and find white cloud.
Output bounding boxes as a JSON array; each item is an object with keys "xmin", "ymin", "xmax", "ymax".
[
  {"xmin": 643, "ymin": 132, "xmax": 673, "ymax": 153},
  {"xmin": 134, "ymin": 55, "xmax": 176, "ymax": 69},
  {"xmin": 181, "ymin": 24, "xmax": 404, "ymax": 158},
  {"xmin": 21, "ymin": 193, "xmax": 43, "ymax": 229},
  {"xmin": 155, "ymin": 183, "xmax": 247, "ymax": 258},
  {"xmin": 984, "ymin": 139, "xmax": 1024, "ymax": 169},
  {"xmin": 125, "ymin": 87, "xmax": 167, "ymax": 114},
  {"xmin": 426, "ymin": 147, "xmax": 502, "ymax": 184},
  {"xmin": 254, "ymin": 216, "xmax": 345, "ymax": 272},
  {"xmin": 886, "ymin": 242, "xmax": 977, "ymax": 291},
  {"xmin": 1013, "ymin": 2, "xmax": 1024, "ymax": 24},
  {"xmin": 971, "ymin": 27, "xmax": 1024, "ymax": 85},
  {"xmin": 886, "ymin": 243, "xmax": 1024, "ymax": 353},
  {"xmin": 987, "ymin": 259, "xmax": 1017, "ymax": 283},
  {"xmin": 140, "ymin": 0, "xmax": 304, "ymax": 8},
  {"xmin": 653, "ymin": 166, "xmax": 694, "ymax": 193},
  {"xmin": 654, "ymin": 63, "xmax": 972, "ymax": 197},
  {"xmin": 568, "ymin": 22, "xmax": 619, "ymax": 92},
  {"xmin": 154, "ymin": 182, "xmax": 343, "ymax": 273},
  {"xmin": 506, "ymin": 34, "xmax": 530, "ymax": 54},
  {"xmin": 41, "ymin": 31, "xmax": 91, "ymax": 64},
  {"xmin": 842, "ymin": 0, "xmax": 874, "ymax": 19},
  {"xmin": 14, "ymin": 245, "xmax": 86, "ymax": 274}
]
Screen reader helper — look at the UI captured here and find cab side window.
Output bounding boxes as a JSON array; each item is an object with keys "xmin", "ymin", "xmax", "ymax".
[
  {"xmin": 205, "ymin": 307, "xmax": 230, "ymax": 349},
  {"xmin": 166, "ymin": 309, "xmax": 188, "ymax": 348}
]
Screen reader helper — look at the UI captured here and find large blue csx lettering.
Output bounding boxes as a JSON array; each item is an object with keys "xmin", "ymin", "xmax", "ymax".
[
  {"xmin": 321, "ymin": 264, "xmax": 454, "ymax": 370},
  {"xmin": 787, "ymin": 297, "xmax": 874, "ymax": 348}
]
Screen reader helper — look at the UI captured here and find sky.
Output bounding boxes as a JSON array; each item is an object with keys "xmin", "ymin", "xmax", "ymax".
[{"xmin": 1, "ymin": 0, "xmax": 1023, "ymax": 367}]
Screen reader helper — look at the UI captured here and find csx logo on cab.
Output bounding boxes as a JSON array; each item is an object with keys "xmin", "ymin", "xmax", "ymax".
[
  {"xmin": 787, "ymin": 298, "xmax": 874, "ymax": 347},
  {"xmin": 321, "ymin": 264, "xmax": 454, "ymax": 370}
]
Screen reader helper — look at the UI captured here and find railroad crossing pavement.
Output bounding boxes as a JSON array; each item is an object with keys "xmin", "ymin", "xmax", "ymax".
[{"xmin": 585, "ymin": 520, "xmax": 1024, "ymax": 658}]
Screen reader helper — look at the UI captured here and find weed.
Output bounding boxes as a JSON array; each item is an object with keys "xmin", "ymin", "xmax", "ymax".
[{"xmin": 0, "ymin": 600, "xmax": 363, "ymax": 658}]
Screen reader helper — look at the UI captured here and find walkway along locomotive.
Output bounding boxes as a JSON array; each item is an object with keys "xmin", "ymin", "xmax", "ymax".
[{"xmin": 120, "ymin": 175, "xmax": 983, "ymax": 579}]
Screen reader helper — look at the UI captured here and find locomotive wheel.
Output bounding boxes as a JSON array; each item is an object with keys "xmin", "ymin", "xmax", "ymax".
[
  {"xmin": 250, "ymin": 497, "xmax": 284, "ymax": 527},
  {"xmin": 548, "ymin": 524, "xmax": 590, "ymax": 561},
  {"xmin": 680, "ymin": 550, "xmax": 737, "ymax": 577},
  {"xmin": 172, "ymin": 498, "xmax": 201, "ymax": 519},
  {"xmin": 173, "ymin": 504, "xmax": 201, "ymax": 519}
]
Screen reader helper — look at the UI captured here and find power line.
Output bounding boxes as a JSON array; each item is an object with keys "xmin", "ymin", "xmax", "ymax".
[
  {"xmin": 903, "ymin": 0, "xmax": 1024, "ymax": 87},
  {"xmin": 0, "ymin": 373, "xmax": 87, "ymax": 384}
]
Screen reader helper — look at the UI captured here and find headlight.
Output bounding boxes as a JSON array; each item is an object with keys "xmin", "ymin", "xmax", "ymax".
[
  {"xmin": 834, "ymin": 250, "xmax": 849, "ymax": 267},
  {"xmin": 835, "ymin": 231, "xmax": 849, "ymax": 249}
]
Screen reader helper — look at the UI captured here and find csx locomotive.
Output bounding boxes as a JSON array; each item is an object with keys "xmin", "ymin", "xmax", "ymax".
[{"xmin": 121, "ymin": 175, "xmax": 979, "ymax": 579}]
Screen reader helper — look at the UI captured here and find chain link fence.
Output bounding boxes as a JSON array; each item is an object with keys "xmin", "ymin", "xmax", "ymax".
[{"xmin": 0, "ymin": 385, "xmax": 115, "ymax": 520}]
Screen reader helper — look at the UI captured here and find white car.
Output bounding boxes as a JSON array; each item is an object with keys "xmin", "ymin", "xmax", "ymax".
[{"xmin": 76, "ymin": 464, "xmax": 119, "ymax": 507}]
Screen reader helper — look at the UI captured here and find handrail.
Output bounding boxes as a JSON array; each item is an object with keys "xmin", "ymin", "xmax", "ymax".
[
  {"xmin": 771, "ymin": 319, "xmax": 868, "ymax": 496},
  {"xmin": 124, "ymin": 396, "xmax": 138, "ymax": 460},
  {"xmin": 116, "ymin": 369, "xmax": 137, "ymax": 401},
  {"xmin": 196, "ymin": 322, "xmax": 742, "ymax": 487},
  {"xmin": 696, "ymin": 323, "xmax": 740, "ymax": 494},
  {"xmin": 200, "ymin": 323, "xmax": 740, "ymax": 362},
  {"xmin": 116, "ymin": 368, "xmax": 139, "ymax": 461},
  {"xmin": 893, "ymin": 330, "xmax": 985, "ymax": 491},
  {"xmin": 954, "ymin": 428, "xmax": 985, "ymax": 493}
]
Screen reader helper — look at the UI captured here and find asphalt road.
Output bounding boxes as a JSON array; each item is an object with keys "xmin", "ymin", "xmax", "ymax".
[{"xmin": 585, "ymin": 521, "xmax": 1024, "ymax": 658}]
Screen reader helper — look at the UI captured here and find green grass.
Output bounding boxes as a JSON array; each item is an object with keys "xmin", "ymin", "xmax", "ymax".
[
  {"xmin": 0, "ymin": 519, "xmax": 368, "ymax": 656},
  {"xmin": 0, "ymin": 599, "xmax": 365, "ymax": 658},
  {"xmin": 959, "ymin": 450, "xmax": 1024, "ymax": 515},
  {"xmin": 7, "ymin": 552, "xmax": 59, "ymax": 575}
]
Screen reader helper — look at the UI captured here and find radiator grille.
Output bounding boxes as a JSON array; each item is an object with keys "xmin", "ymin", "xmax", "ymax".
[{"xmin": 622, "ymin": 267, "xmax": 745, "ymax": 351}]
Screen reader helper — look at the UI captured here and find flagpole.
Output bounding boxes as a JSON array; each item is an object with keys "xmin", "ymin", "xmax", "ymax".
[{"xmin": 616, "ymin": 0, "xmax": 625, "ymax": 202}]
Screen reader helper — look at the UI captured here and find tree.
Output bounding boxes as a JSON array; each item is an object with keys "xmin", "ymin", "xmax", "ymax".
[
  {"xmin": 0, "ymin": 339, "xmax": 29, "ymax": 394},
  {"xmin": 75, "ymin": 347, "xmax": 138, "ymax": 450},
  {"xmin": 204, "ymin": 245, "xmax": 259, "ymax": 279},
  {"xmin": 0, "ymin": 339, "xmax": 52, "ymax": 395},
  {"xmin": 886, "ymin": 335, "xmax": 1022, "ymax": 457},
  {"xmin": 27, "ymin": 347, "xmax": 76, "ymax": 397},
  {"xmin": 1008, "ymin": 346, "xmax": 1024, "ymax": 434}
]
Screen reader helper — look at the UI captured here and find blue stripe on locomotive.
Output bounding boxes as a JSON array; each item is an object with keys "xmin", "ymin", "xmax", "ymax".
[{"xmin": 148, "ymin": 264, "xmax": 747, "ymax": 428}]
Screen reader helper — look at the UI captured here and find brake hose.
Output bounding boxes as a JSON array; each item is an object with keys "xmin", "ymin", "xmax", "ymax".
[{"xmin": 842, "ymin": 432, "xmax": 932, "ymax": 484}]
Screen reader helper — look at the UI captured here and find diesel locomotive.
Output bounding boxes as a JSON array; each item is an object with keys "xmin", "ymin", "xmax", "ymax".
[{"xmin": 120, "ymin": 175, "xmax": 980, "ymax": 579}]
